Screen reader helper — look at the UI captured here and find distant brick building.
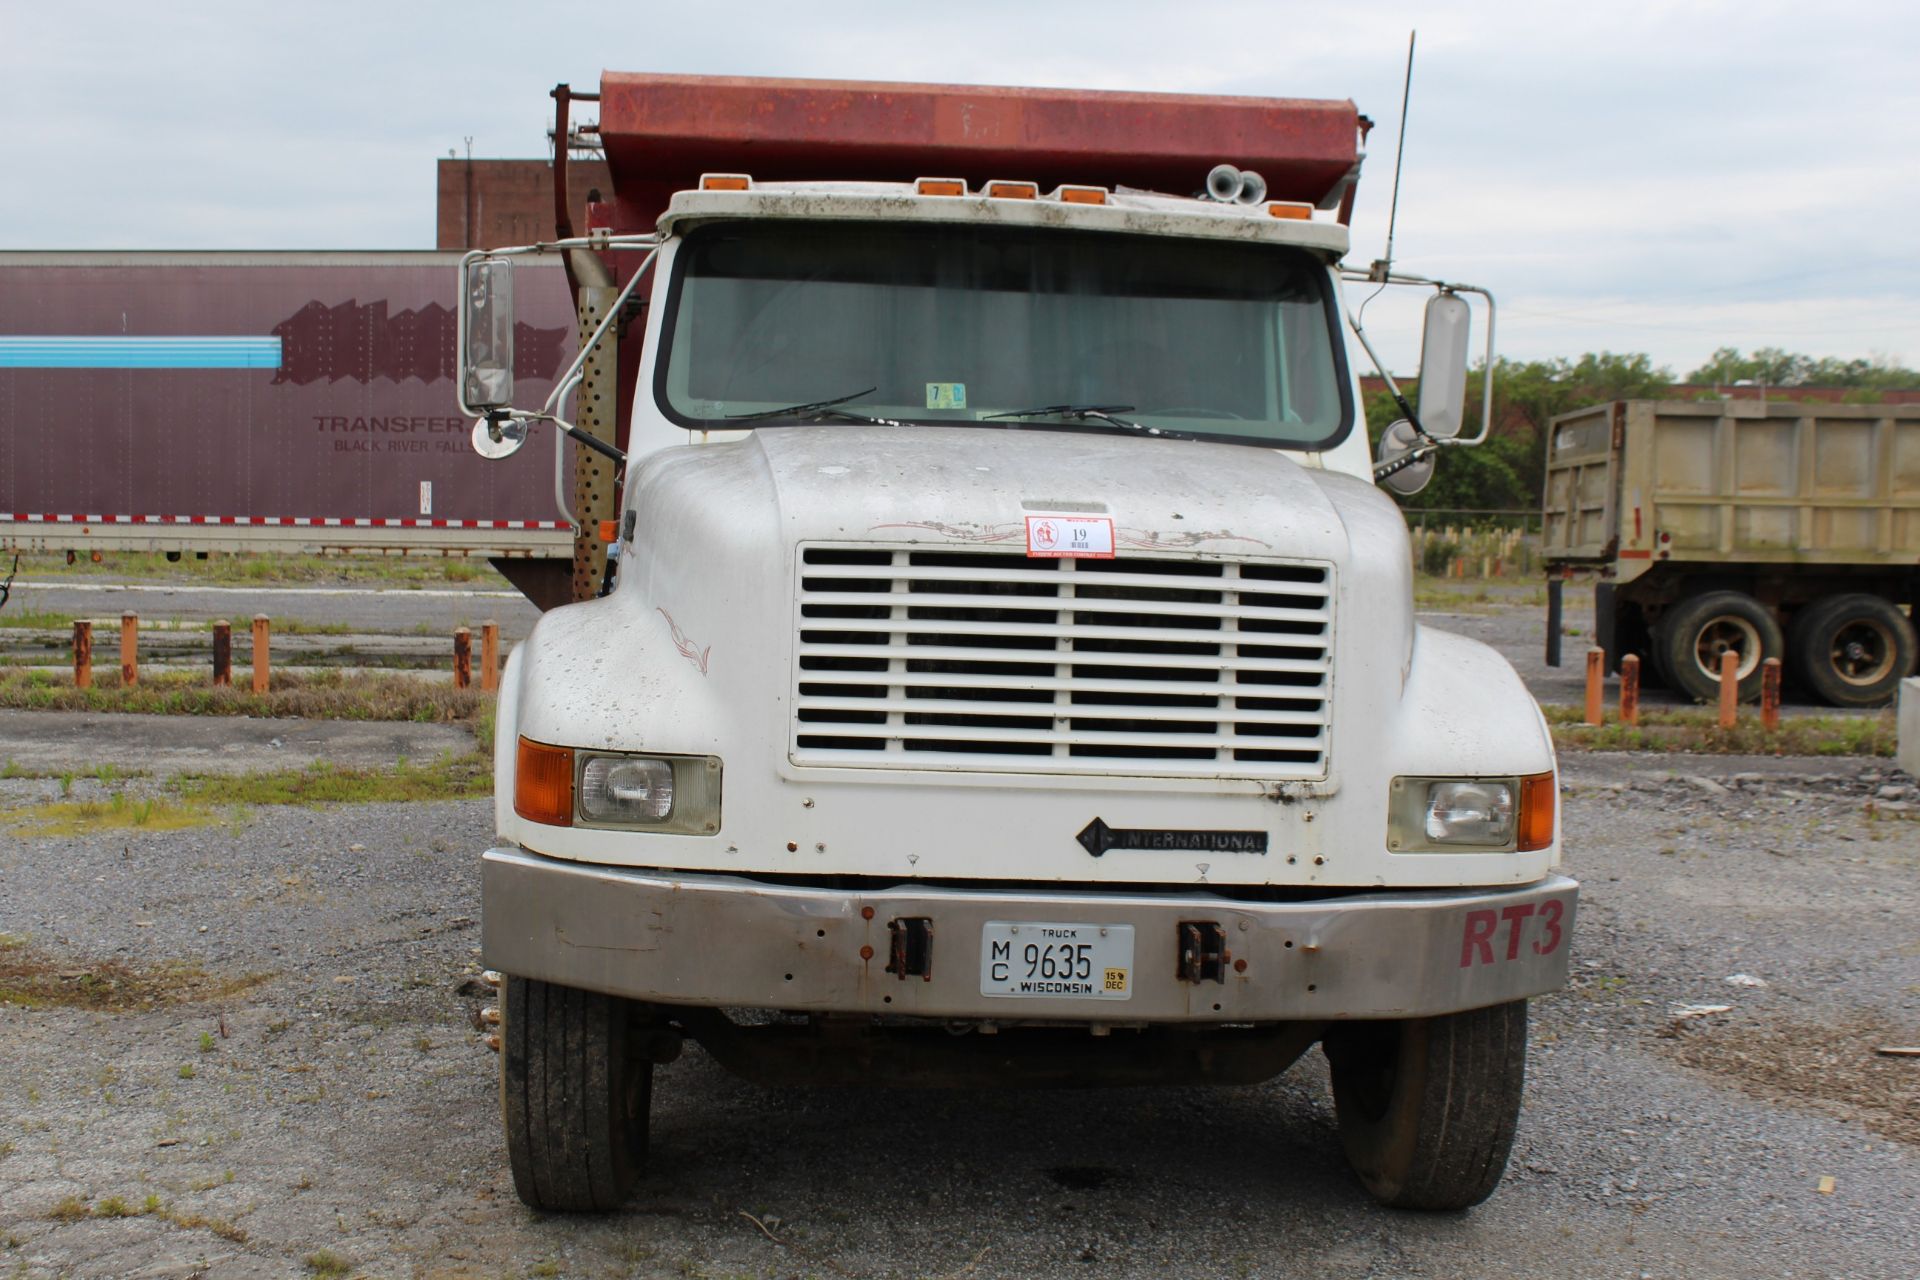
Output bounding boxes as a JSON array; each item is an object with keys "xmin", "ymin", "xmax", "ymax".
[{"xmin": 435, "ymin": 158, "xmax": 612, "ymax": 251}]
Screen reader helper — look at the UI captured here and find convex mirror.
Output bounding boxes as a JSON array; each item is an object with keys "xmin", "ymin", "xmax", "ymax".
[{"xmin": 1376, "ymin": 419, "xmax": 1435, "ymax": 497}]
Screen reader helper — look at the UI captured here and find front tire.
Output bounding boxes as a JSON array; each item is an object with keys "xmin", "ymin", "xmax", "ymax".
[
  {"xmin": 1324, "ymin": 1000, "xmax": 1527, "ymax": 1211},
  {"xmin": 500, "ymin": 975, "xmax": 652, "ymax": 1212}
]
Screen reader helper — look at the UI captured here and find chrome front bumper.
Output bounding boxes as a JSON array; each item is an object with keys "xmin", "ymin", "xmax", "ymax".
[{"xmin": 482, "ymin": 847, "xmax": 1578, "ymax": 1023}]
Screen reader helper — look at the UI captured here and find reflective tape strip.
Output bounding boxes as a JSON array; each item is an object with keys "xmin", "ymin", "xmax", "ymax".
[
  {"xmin": 0, "ymin": 513, "xmax": 569, "ymax": 529},
  {"xmin": 0, "ymin": 336, "xmax": 283, "ymax": 368}
]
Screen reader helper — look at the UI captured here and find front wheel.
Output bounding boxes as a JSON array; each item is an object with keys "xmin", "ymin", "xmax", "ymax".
[
  {"xmin": 1324, "ymin": 1000, "xmax": 1528, "ymax": 1211},
  {"xmin": 500, "ymin": 975, "xmax": 652, "ymax": 1212}
]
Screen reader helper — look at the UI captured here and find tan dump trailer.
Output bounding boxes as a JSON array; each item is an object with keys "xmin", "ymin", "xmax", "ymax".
[{"xmin": 1543, "ymin": 400, "xmax": 1920, "ymax": 706}]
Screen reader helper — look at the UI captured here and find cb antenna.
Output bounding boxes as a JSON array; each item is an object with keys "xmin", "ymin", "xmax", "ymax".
[{"xmin": 1368, "ymin": 30, "xmax": 1417, "ymax": 284}]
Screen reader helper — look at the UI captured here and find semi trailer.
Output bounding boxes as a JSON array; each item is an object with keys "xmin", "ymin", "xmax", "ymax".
[
  {"xmin": 464, "ymin": 72, "xmax": 1575, "ymax": 1214},
  {"xmin": 0, "ymin": 252, "xmax": 582, "ymax": 603},
  {"xmin": 1543, "ymin": 399, "xmax": 1920, "ymax": 705}
]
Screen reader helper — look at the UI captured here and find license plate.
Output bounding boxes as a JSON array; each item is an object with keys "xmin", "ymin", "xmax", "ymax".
[{"xmin": 979, "ymin": 921, "xmax": 1134, "ymax": 1000}]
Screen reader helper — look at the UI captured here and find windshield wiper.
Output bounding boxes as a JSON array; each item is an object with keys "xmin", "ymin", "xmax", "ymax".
[
  {"xmin": 981, "ymin": 403, "xmax": 1200, "ymax": 441},
  {"xmin": 725, "ymin": 387, "xmax": 879, "ymax": 422}
]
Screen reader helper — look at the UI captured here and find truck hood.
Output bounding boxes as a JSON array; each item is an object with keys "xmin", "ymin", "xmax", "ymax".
[{"xmin": 644, "ymin": 424, "xmax": 1369, "ymax": 563}]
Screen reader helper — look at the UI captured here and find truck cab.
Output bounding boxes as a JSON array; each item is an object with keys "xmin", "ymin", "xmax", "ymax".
[{"xmin": 466, "ymin": 74, "xmax": 1576, "ymax": 1214}]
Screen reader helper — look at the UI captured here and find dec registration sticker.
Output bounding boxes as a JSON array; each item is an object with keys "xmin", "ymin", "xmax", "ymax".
[
  {"xmin": 1024, "ymin": 514, "xmax": 1115, "ymax": 559},
  {"xmin": 980, "ymin": 921, "xmax": 1134, "ymax": 1000}
]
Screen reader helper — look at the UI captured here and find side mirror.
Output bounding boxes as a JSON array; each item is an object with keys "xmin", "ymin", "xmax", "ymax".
[
  {"xmin": 462, "ymin": 257, "xmax": 515, "ymax": 412},
  {"xmin": 1415, "ymin": 291, "xmax": 1471, "ymax": 438},
  {"xmin": 1375, "ymin": 419, "xmax": 1435, "ymax": 496}
]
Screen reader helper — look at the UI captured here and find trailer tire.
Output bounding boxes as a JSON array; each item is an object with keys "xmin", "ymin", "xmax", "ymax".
[
  {"xmin": 500, "ymin": 974, "xmax": 651, "ymax": 1212},
  {"xmin": 1324, "ymin": 1000, "xmax": 1527, "ymax": 1211},
  {"xmin": 1657, "ymin": 591, "xmax": 1782, "ymax": 703},
  {"xmin": 1792, "ymin": 593, "xmax": 1917, "ymax": 708}
]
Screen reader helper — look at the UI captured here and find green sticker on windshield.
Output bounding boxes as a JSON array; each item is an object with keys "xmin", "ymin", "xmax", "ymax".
[{"xmin": 926, "ymin": 382, "xmax": 967, "ymax": 410}]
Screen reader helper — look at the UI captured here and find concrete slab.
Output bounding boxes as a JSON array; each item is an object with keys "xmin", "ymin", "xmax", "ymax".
[
  {"xmin": 1901, "ymin": 676, "xmax": 1919, "ymax": 777},
  {"xmin": 0, "ymin": 709, "xmax": 475, "ymax": 776}
]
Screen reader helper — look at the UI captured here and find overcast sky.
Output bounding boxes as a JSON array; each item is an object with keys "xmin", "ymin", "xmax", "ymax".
[{"xmin": 3, "ymin": 0, "xmax": 1916, "ymax": 375}]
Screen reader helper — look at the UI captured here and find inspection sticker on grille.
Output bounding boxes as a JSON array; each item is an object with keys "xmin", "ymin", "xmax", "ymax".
[
  {"xmin": 981, "ymin": 921, "xmax": 1134, "ymax": 999},
  {"xmin": 1024, "ymin": 514, "xmax": 1115, "ymax": 559}
]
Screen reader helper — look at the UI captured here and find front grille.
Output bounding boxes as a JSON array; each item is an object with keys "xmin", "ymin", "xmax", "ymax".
[{"xmin": 791, "ymin": 546, "xmax": 1332, "ymax": 778}]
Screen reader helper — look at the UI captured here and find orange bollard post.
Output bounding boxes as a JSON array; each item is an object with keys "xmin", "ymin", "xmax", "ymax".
[
  {"xmin": 1761, "ymin": 656, "xmax": 1782, "ymax": 732},
  {"xmin": 121, "ymin": 611, "xmax": 138, "ymax": 687},
  {"xmin": 1718, "ymin": 650, "xmax": 1739, "ymax": 728},
  {"xmin": 480, "ymin": 621, "xmax": 500, "ymax": 692},
  {"xmin": 212, "ymin": 620, "xmax": 232, "ymax": 687},
  {"xmin": 73, "ymin": 620, "xmax": 93, "ymax": 689},
  {"xmin": 453, "ymin": 627, "xmax": 472, "ymax": 690},
  {"xmin": 251, "ymin": 614, "xmax": 271, "ymax": 694},
  {"xmin": 1620, "ymin": 654, "xmax": 1640, "ymax": 726},
  {"xmin": 1584, "ymin": 647, "xmax": 1605, "ymax": 726}
]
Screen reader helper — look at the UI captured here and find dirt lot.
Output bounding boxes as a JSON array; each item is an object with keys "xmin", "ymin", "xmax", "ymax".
[{"xmin": 1, "ymin": 746, "xmax": 1917, "ymax": 1279}]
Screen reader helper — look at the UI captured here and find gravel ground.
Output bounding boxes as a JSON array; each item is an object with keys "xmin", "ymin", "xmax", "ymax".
[{"xmin": 1, "ymin": 750, "xmax": 1916, "ymax": 1279}]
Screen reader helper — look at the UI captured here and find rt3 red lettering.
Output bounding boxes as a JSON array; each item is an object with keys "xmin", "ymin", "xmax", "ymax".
[{"xmin": 1460, "ymin": 899, "xmax": 1567, "ymax": 967}]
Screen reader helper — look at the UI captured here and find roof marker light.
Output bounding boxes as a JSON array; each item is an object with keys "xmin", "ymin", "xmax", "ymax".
[
  {"xmin": 916, "ymin": 177, "xmax": 966, "ymax": 196},
  {"xmin": 699, "ymin": 173, "xmax": 751, "ymax": 191},
  {"xmin": 1055, "ymin": 185, "xmax": 1108, "ymax": 205},
  {"xmin": 1266, "ymin": 201, "xmax": 1313, "ymax": 220},
  {"xmin": 985, "ymin": 180, "xmax": 1038, "ymax": 200}
]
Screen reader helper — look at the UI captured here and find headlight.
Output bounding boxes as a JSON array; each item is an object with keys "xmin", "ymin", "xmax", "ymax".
[
  {"xmin": 576, "ymin": 751, "xmax": 722, "ymax": 833},
  {"xmin": 1388, "ymin": 773, "xmax": 1555, "ymax": 852},
  {"xmin": 1425, "ymin": 781, "xmax": 1513, "ymax": 844}
]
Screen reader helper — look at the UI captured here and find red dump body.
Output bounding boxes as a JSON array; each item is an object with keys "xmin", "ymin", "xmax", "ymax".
[{"xmin": 589, "ymin": 73, "xmax": 1363, "ymax": 236}]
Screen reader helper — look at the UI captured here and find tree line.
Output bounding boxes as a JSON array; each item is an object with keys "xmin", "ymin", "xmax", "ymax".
[{"xmin": 1367, "ymin": 348, "xmax": 1919, "ymax": 512}]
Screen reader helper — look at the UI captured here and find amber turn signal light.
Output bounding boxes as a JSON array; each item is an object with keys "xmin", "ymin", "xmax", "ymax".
[
  {"xmin": 515, "ymin": 737, "xmax": 575, "ymax": 826},
  {"xmin": 1516, "ymin": 772, "xmax": 1556, "ymax": 851}
]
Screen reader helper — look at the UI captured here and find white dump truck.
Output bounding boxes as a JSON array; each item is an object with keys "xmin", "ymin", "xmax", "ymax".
[{"xmin": 458, "ymin": 73, "xmax": 1576, "ymax": 1213}]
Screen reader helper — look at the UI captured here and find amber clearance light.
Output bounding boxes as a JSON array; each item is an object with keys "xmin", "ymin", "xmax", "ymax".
[
  {"xmin": 515, "ymin": 737, "xmax": 575, "ymax": 826},
  {"xmin": 1516, "ymin": 771, "xmax": 1556, "ymax": 852}
]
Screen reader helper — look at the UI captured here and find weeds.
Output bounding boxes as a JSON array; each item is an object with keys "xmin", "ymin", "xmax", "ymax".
[
  {"xmin": 304, "ymin": 1249, "xmax": 353, "ymax": 1278},
  {"xmin": 1547, "ymin": 705, "xmax": 1897, "ymax": 756},
  {"xmin": 0, "ymin": 944, "xmax": 269, "ymax": 1011},
  {"xmin": 0, "ymin": 668, "xmax": 488, "ymax": 725},
  {"xmin": 177, "ymin": 753, "xmax": 490, "ymax": 806},
  {"xmin": 14, "ymin": 548, "xmax": 502, "ymax": 588},
  {"xmin": 3, "ymin": 791, "xmax": 217, "ymax": 838}
]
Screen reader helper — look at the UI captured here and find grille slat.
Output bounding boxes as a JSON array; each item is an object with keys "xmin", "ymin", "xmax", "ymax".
[{"xmin": 793, "ymin": 546, "xmax": 1333, "ymax": 778}]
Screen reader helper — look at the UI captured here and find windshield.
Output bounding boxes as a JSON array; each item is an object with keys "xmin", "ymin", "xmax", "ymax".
[{"xmin": 655, "ymin": 220, "xmax": 1351, "ymax": 449}]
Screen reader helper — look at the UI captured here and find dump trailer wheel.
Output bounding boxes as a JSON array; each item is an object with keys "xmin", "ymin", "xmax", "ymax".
[
  {"xmin": 1793, "ymin": 593, "xmax": 1917, "ymax": 708},
  {"xmin": 500, "ymin": 974, "xmax": 652, "ymax": 1212},
  {"xmin": 1324, "ymin": 1000, "xmax": 1527, "ymax": 1211},
  {"xmin": 1658, "ymin": 591, "xmax": 1783, "ymax": 703}
]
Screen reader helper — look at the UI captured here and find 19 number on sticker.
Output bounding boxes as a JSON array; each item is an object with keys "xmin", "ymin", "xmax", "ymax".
[{"xmin": 1024, "ymin": 514, "xmax": 1115, "ymax": 559}]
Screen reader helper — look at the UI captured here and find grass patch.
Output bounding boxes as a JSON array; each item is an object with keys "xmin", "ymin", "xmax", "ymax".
[
  {"xmin": 0, "ymin": 945, "xmax": 269, "ymax": 1012},
  {"xmin": 0, "ymin": 668, "xmax": 488, "ymax": 725},
  {"xmin": 0, "ymin": 608, "xmax": 79, "ymax": 630},
  {"xmin": 156, "ymin": 1207, "xmax": 248, "ymax": 1244},
  {"xmin": 14, "ymin": 549, "xmax": 502, "ymax": 588},
  {"xmin": 304, "ymin": 1249, "xmax": 353, "ymax": 1278},
  {"xmin": 1546, "ymin": 704, "xmax": 1897, "ymax": 756},
  {"xmin": 177, "ymin": 752, "xmax": 491, "ymax": 806},
  {"xmin": 3, "ymin": 791, "xmax": 218, "ymax": 838}
]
